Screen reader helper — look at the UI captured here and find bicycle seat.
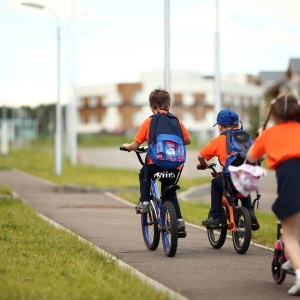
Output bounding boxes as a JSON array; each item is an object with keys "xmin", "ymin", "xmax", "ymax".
[
  {"xmin": 154, "ymin": 171, "xmax": 176, "ymax": 180},
  {"xmin": 161, "ymin": 185, "xmax": 180, "ymax": 199}
]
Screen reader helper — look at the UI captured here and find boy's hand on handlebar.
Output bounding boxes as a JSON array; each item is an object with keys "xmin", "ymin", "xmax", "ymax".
[
  {"xmin": 197, "ymin": 164, "xmax": 208, "ymax": 170},
  {"xmin": 120, "ymin": 144, "xmax": 131, "ymax": 152}
]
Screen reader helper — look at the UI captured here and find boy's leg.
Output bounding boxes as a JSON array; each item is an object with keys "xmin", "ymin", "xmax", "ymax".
[
  {"xmin": 210, "ymin": 175, "xmax": 224, "ymax": 218},
  {"xmin": 160, "ymin": 169, "xmax": 186, "ymax": 237},
  {"xmin": 161, "ymin": 169, "xmax": 181, "ymax": 218},
  {"xmin": 240, "ymin": 194, "xmax": 260, "ymax": 231},
  {"xmin": 136, "ymin": 165, "xmax": 151, "ymax": 213},
  {"xmin": 202, "ymin": 174, "xmax": 223, "ymax": 227}
]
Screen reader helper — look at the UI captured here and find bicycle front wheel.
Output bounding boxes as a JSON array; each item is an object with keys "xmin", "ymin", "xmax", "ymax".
[
  {"xmin": 161, "ymin": 200, "xmax": 178, "ymax": 257},
  {"xmin": 141, "ymin": 201, "xmax": 160, "ymax": 250},
  {"xmin": 232, "ymin": 207, "xmax": 252, "ymax": 254},
  {"xmin": 207, "ymin": 209, "xmax": 227, "ymax": 249}
]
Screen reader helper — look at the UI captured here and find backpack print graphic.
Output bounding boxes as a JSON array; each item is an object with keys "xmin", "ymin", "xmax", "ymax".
[
  {"xmin": 148, "ymin": 112, "xmax": 186, "ymax": 169},
  {"xmin": 222, "ymin": 129, "xmax": 253, "ymax": 177}
]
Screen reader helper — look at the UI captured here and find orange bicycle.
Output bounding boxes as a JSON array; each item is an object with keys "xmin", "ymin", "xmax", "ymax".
[{"xmin": 198, "ymin": 163, "xmax": 259, "ymax": 254}]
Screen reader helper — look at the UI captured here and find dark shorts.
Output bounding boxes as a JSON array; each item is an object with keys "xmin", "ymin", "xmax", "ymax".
[{"xmin": 272, "ymin": 158, "xmax": 300, "ymax": 219}]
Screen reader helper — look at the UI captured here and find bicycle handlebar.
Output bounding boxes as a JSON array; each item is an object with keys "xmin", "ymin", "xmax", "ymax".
[
  {"xmin": 119, "ymin": 146, "xmax": 148, "ymax": 153},
  {"xmin": 197, "ymin": 163, "xmax": 218, "ymax": 177},
  {"xmin": 197, "ymin": 163, "xmax": 217, "ymax": 170},
  {"xmin": 119, "ymin": 146, "xmax": 147, "ymax": 166}
]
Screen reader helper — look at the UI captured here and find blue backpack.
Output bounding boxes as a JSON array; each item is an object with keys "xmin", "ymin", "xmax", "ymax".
[
  {"xmin": 222, "ymin": 128, "xmax": 253, "ymax": 177},
  {"xmin": 147, "ymin": 110, "xmax": 186, "ymax": 169}
]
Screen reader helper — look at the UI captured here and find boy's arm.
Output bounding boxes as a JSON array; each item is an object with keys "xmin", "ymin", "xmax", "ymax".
[
  {"xmin": 185, "ymin": 137, "xmax": 191, "ymax": 145},
  {"xmin": 179, "ymin": 120, "xmax": 191, "ymax": 145},
  {"xmin": 197, "ymin": 153, "xmax": 209, "ymax": 169},
  {"xmin": 122, "ymin": 118, "xmax": 148, "ymax": 151},
  {"xmin": 122, "ymin": 141, "xmax": 141, "ymax": 151},
  {"xmin": 246, "ymin": 145, "xmax": 258, "ymax": 165}
]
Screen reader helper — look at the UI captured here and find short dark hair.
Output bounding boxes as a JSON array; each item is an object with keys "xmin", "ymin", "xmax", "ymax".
[{"xmin": 149, "ymin": 87, "xmax": 171, "ymax": 110}]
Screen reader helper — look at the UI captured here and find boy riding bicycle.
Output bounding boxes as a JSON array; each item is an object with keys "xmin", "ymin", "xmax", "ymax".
[
  {"xmin": 122, "ymin": 87, "xmax": 191, "ymax": 235},
  {"xmin": 197, "ymin": 108, "xmax": 259, "ymax": 230}
]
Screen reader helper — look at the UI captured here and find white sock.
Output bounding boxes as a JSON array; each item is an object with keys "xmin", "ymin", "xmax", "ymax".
[{"xmin": 295, "ymin": 268, "xmax": 300, "ymax": 281}]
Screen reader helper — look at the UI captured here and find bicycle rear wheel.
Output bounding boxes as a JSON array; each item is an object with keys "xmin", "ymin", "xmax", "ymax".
[
  {"xmin": 207, "ymin": 209, "xmax": 227, "ymax": 249},
  {"xmin": 161, "ymin": 200, "xmax": 178, "ymax": 257},
  {"xmin": 141, "ymin": 201, "xmax": 160, "ymax": 250},
  {"xmin": 232, "ymin": 206, "xmax": 251, "ymax": 254},
  {"xmin": 271, "ymin": 250, "xmax": 287, "ymax": 284}
]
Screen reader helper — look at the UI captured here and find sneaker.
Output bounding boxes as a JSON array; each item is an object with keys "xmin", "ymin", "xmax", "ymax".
[
  {"xmin": 282, "ymin": 260, "xmax": 293, "ymax": 272},
  {"xmin": 135, "ymin": 201, "xmax": 150, "ymax": 214},
  {"xmin": 249, "ymin": 208, "xmax": 260, "ymax": 231},
  {"xmin": 202, "ymin": 217, "xmax": 221, "ymax": 228},
  {"xmin": 177, "ymin": 218, "xmax": 185, "ymax": 231},
  {"xmin": 177, "ymin": 219, "xmax": 187, "ymax": 238},
  {"xmin": 288, "ymin": 279, "xmax": 300, "ymax": 296},
  {"xmin": 178, "ymin": 231, "xmax": 187, "ymax": 238}
]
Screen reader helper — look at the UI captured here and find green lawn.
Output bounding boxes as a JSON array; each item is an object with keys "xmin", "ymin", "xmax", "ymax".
[{"xmin": 0, "ymin": 196, "xmax": 170, "ymax": 300}]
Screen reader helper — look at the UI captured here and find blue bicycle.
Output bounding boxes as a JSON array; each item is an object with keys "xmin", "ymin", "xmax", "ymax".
[{"xmin": 120, "ymin": 146, "xmax": 180, "ymax": 257}]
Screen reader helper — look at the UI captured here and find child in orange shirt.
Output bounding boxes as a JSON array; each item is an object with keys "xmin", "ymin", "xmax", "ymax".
[
  {"xmin": 246, "ymin": 94, "xmax": 300, "ymax": 296},
  {"xmin": 197, "ymin": 108, "xmax": 259, "ymax": 229},
  {"xmin": 122, "ymin": 87, "xmax": 191, "ymax": 236}
]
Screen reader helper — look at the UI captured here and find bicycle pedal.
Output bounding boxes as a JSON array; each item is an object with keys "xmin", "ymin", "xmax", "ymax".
[
  {"xmin": 178, "ymin": 231, "xmax": 187, "ymax": 238},
  {"xmin": 207, "ymin": 224, "xmax": 226, "ymax": 229}
]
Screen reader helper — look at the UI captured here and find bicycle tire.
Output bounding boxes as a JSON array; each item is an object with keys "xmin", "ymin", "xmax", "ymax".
[
  {"xmin": 207, "ymin": 209, "xmax": 227, "ymax": 249},
  {"xmin": 271, "ymin": 251, "xmax": 286, "ymax": 284},
  {"xmin": 141, "ymin": 201, "xmax": 160, "ymax": 251},
  {"xmin": 161, "ymin": 200, "xmax": 178, "ymax": 257},
  {"xmin": 232, "ymin": 206, "xmax": 252, "ymax": 254}
]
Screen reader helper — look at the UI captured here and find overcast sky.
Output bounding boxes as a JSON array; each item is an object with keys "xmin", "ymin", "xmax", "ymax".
[{"xmin": 1, "ymin": 0, "xmax": 300, "ymax": 107}]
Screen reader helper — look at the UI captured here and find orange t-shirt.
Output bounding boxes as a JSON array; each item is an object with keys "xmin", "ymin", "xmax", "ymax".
[
  {"xmin": 134, "ymin": 110, "xmax": 190, "ymax": 166},
  {"xmin": 199, "ymin": 134, "xmax": 227, "ymax": 166},
  {"xmin": 249, "ymin": 121, "xmax": 300, "ymax": 170}
]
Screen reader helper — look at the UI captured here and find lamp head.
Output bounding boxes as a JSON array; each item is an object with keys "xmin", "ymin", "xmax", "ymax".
[{"xmin": 21, "ymin": 2, "xmax": 44, "ymax": 10}]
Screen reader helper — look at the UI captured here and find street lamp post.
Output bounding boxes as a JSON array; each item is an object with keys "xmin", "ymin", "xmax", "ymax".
[
  {"xmin": 164, "ymin": 0, "xmax": 170, "ymax": 93},
  {"xmin": 21, "ymin": 2, "xmax": 63, "ymax": 176},
  {"xmin": 214, "ymin": 0, "xmax": 221, "ymax": 118}
]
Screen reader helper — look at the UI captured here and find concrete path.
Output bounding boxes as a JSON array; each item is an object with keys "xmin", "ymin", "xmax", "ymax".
[{"xmin": 0, "ymin": 169, "xmax": 294, "ymax": 300}]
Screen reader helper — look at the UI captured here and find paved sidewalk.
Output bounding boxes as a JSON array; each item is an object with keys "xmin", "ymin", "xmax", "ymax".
[{"xmin": 0, "ymin": 169, "xmax": 294, "ymax": 300}]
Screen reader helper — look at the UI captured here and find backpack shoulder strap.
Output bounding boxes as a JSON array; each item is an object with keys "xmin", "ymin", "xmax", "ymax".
[
  {"xmin": 165, "ymin": 110, "xmax": 178, "ymax": 119},
  {"xmin": 149, "ymin": 113, "xmax": 160, "ymax": 143},
  {"xmin": 221, "ymin": 129, "xmax": 232, "ymax": 155}
]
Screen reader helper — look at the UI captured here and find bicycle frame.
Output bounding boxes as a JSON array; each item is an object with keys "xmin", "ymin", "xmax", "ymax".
[
  {"xmin": 198, "ymin": 162, "xmax": 252, "ymax": 254},
  {"xmin": 150, "ymin": 179, "xmax": 160, "ymax": 223},
  {"xmin": 120, "ymin": 146, "xmax": 180, "ymax": 257},
  {"xmin": 221, "ymin": 194, "xmax": 237, "ymax": 232}
]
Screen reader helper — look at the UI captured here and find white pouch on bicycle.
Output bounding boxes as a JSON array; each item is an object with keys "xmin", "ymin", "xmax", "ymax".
[{"xmin": 229, "ymin": 164, "xmax": 267, "ymax": 197}]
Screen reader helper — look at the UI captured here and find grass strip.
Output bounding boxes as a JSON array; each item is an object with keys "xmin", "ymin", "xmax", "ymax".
[{"xmin": 0, "ymin": 197, "xmax": 171, "ymax": 300}]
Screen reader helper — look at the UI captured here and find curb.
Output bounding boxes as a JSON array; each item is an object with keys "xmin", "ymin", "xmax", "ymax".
[{"xmin": 178, "ymin": 183, "xmax": 211, "ymax": 201}]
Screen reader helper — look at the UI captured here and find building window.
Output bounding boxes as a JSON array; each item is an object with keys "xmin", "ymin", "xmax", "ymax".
[
  {"xmin": 89, "ymin": 96, "xmax": 98, "ymax": 108},
  {"xmin": 223, "ymin": 94, "xmax": 231, "ymax": 107},
  {"xmin": 89, "ymin": 113, "xmax": 98, "ymax": 124},
  {"xmin": 132, "ymin": 91, "xmax": 142, "ymax": 105},
  {"xmin": 233, "ymin": 95, "xmax": 240, "ymax": 108},
  {"xmin": 79, "ymin": 114, "xmax": 84, "ymax": 124},
  {"xmin": 183, "ymin": 93, "xmax": 194, "ymax": 105},
  {"xmin": 78, "ymin": 97, "xmax": 85, "ymax": 108}
]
